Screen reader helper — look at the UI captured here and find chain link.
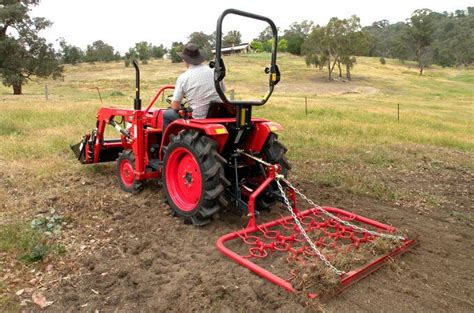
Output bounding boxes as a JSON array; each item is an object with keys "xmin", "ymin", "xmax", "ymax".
[{"xmin": 276, "ymin": 179, "xmax": 346, "ymax": 276}]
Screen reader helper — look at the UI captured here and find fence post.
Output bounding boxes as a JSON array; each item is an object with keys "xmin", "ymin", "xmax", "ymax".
[
  {"xmin": 305, "ymin": 97, "xmax": 308, "ymax": 116},
  {"xmin": 44, "ymin": 84, "xmax": 48, "ymax": 101},
  {"xmin": 397, "ymin": 103, "xmax": 400, "ymax": 122},
  {"xmin": 230, "ymin": 89, "xmax": 235, "ymax": 100},
  {"xmin": 96, "ymin": 87, "xmax": 103, "ymax": 103}
]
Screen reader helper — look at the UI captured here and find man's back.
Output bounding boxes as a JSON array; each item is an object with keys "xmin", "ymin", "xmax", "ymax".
[{"xmin": 173, "ymin": 64, "xmax": 221, "ymax": 119}]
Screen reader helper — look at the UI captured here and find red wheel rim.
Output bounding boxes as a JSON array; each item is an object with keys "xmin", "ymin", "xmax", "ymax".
[
  {"xmin": 120, "ymin": 159, "xmax": 134, "ymax": 187},
  {"xmin": 165, "ymin": 147, "xmax": 202, "ymax": 212}
]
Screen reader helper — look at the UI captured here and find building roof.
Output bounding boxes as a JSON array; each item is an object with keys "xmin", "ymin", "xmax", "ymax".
[{"xmin": 212, "ymin": 43, "xmax": 250, "ymax": 54}]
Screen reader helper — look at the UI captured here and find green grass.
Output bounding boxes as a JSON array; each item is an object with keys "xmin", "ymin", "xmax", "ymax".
[
  {"xmin": 0, "ymin": 54, "xmax": 472, "ymax": 201},
  {"xmin": 0, "ymin": 223, "xmax": 49, "ymax": 263}
]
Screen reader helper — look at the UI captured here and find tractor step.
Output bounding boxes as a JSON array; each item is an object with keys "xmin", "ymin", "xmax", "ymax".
[{"xmin": 216, "ymin": 206, "xmax": 417, "ymax": 298}]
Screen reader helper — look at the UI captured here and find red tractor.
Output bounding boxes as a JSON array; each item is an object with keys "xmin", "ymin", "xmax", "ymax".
[
  {"xmin": 73, "ymin": 9, "xmax": 417, "ymax": 296},
  {"xmin": 72, "ymin": 9, "xmax": 290, "ymax": 226}
]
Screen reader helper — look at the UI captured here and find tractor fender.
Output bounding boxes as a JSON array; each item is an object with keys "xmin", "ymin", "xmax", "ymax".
[
  {"xmin": 243, "ymin": 121, "xmax": 283, "ymax": 153},
  {"xmin": 161, "ymin": 119, "xmax": 229, "ymax": 155}
]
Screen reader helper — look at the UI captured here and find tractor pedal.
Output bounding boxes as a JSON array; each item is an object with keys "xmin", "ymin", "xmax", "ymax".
[{"xmin": 148, "ymin": 158, "xmax": 160, "ymax": 170}]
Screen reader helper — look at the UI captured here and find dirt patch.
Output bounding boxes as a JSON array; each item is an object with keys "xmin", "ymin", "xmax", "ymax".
[
  {"xmin": 277, "ymin": 79, "xmax": 379, "ymax": 96},
  {"xmin": 1, "ymin": 148, "xmax": 473, "ymax": 312}
]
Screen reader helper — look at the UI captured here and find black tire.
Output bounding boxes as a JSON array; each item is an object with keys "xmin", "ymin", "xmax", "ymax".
[
  {"xmin": 163, "ymin": 130, "xmax": 227, "ymax": 226},
  {"xmin": 257, "ymin": 133, "xmax": 291, "ymax": 209},
  {"xmin": 116, "ymin": 150, "xmax": 143, "ymax": 193}
]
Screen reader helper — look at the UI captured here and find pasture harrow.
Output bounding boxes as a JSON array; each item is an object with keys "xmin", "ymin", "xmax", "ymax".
[
  {"xmin": 73, "ymin": 8, "xmax": 417, "ymax": 299},
  {"xmin": 216, "ymin": 153, "xmax": 418, "ymax": 297}
]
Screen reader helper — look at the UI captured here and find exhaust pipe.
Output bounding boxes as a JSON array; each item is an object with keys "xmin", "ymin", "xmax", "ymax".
[{"xmin": 132, "ymin": 60, "xmax": 141, "ymax": 110}]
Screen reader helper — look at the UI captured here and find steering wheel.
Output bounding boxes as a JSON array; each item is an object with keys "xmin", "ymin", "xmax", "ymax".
[{"xmin": 166, "ymin": 94, "xmax": 188, "ymax": 109}]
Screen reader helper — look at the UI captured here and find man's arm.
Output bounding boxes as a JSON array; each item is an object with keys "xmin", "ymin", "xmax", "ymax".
[{"xmin": 172, "ymin": 75, "xmax": 184, "ymax": 110}]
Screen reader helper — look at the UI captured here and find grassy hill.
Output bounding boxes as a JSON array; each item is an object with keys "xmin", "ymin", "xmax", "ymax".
[{"xmin": 0, "ymin": 54, "xmax": 472, "ymax": 195}]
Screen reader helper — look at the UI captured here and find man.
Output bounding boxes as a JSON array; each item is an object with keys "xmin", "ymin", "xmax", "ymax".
[{"xmin": 163, "ymin": 43, "xmax": 224, "ymax": 129}]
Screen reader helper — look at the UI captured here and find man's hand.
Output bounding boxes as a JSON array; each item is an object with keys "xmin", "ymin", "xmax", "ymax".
[{"xmin": 171, "ymin": 100, "xmax": 180, "ymax": 111}]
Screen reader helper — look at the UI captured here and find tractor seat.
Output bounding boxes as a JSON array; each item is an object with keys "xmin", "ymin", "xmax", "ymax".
[{"xmin": 206, "ymin": 101, "xmax": 237, "ymax": 118}]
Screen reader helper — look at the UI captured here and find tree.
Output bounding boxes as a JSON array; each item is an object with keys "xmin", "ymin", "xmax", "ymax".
[
  {"xmin": 303, "ymin": 16, "xmax": 368, "ymax": 81},
  {"xmin": 0, "ymin": 0, "xmax": 63, "ymax": 94},
  {"xmin": 303, "ymin": 18, "xmax": 346, "ymax": 80},
  {"xmin": 283, "ymin": 20, "xmax": 313, "ymax": 55},
  {"xmin": 251, "ymin": 26, "xmax": 280, "ymax": 53},
  {"xmin": 363, "ymin": 21, "xmax": 413, "ymax": 62},
  {"xmin": 85, "ymin": 40, "xmax": 120, "ymax": 63},
  {"xmin": 407, "ymin": 9, "xmax": 435, "ymax": 75},
  {"xmin": 360, "ymin": 7, "xmax": 473, "ymax": 68},
  {"xmin": 250, "ymin": 40, "xmax": 264, "ymax": 52},
  {"xmin": 170, "ymin": 41, "xmax": 184, "ymax": 63},
  {"xmin": 134, "ymin": 41, "xmax": 152, "ymax": 64},
  {"xmin": 188, "ymin": 31, "xmax": 212, "ymax": 48},
  {"xmin": 430, "ymin": 8, "xmax": 474, "ymax": 67},
  {"xmin": 151, "ymin": 44, "xmax": 166, "ymax": 59},
  {"xmin": 255, "ymin": 26, "xmax": 275, "ymax": 42},
  {"xmin": 339, "ymin": 16, "xmax": 370, "ymax": 80},
  {"xmin": 124, "ymin": 47, "xmax": 138, "ymax": 67},
  {"xmin": 188, "ymin": 31, "xmax": 213, "ymax": 60},
  {"xmin": 278, "ymin": 38, "xmax": 288, "ymax": 53},
  {"xmin": 223, "ymin": 30, "xmax": 242, "ymax": 47},
  {"xmin": 59, "ymin": 38, "xmax": 84, "ymax": 65}
]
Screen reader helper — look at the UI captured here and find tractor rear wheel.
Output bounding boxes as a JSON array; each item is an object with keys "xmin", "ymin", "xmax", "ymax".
[
  {"xmin": 163, "ymin": 130, "xmax": 225, "ymax": 226},
  {"xmin": 116, "ymin": 150, "xmax": 143, "ymax": 193},
  {"xmin": 257, "ymin": 133, "xmax": 291, "ymax": 209}
]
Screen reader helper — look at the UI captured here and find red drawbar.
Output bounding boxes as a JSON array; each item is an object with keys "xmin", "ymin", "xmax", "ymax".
[
  {"xmin": 216, "ymin": 207, "xmax": 418, "ymax": 297},
  {"xmin": 165, "ymin": 147, "xmax": 202, "ymax": 212}
]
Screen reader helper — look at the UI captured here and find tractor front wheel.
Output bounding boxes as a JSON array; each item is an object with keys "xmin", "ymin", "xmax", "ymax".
[
  {"xmin": 163, "ymin": 130, "xmax": 225, "ymax": 226},
  {"xmin": 116, "ymin": 150, "xmax": 143, "ymax": 193}
]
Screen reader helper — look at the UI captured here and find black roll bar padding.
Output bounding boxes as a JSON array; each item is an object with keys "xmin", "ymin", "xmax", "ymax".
[
  {"xmin": 213, "ymin": 9, "xmax": 280, "ymax": 106},
  {"xmin": 132, "ymin": 60, "xmax": 142, "ymax": 110}
]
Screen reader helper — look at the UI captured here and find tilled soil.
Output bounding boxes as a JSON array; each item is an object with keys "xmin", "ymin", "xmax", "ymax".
[{"xmin": 1, "ymin": 151, "xmax": 473, "ymax": 312}]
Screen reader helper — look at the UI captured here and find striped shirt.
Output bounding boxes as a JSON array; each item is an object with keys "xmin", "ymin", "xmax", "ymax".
[{"xmin": 172, "ymin": 64, "xmax": 224, "ymax": 119}]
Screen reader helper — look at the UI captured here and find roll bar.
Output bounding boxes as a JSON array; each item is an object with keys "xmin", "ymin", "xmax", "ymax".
[{"xmin": 211, "ymin": 9, "xmax": 280, "ymax": 106}]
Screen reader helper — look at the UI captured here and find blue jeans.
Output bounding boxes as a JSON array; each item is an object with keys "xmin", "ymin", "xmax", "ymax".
[{"xmin": 163, "ymin": 109, "xmax": 179, "ymax": 130}]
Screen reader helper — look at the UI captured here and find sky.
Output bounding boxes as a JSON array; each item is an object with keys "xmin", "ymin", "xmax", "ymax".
[{"xmin": 30, "ymin": 0, "xmax": 472, "ymax": 54}]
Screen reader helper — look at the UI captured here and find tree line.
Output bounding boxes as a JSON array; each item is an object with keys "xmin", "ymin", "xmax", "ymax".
[
  {"xmin": 259, "ymin": 7, "xmax": 473, "ymax": 80},
  {"xmin": 1, "ymin": 1, "xmax": 473, "ymax": 94},
  {"xmin": 59, "ymin": 28, "xmax": 246, "ymax": 66}
]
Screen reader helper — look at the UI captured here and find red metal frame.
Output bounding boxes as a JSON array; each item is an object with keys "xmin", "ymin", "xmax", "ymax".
[
  {"xmin": 82, "ymin": 85, "xmax": 282, "ymax": 185},
  {"xmin": 215, "ymin": 167, "xmax": 418, "ymax": 297}
]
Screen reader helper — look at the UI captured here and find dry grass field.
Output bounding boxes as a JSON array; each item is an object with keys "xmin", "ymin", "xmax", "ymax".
[{"xmin": 0, "ymin": 54, "xmax": 473, "ymax": 311}]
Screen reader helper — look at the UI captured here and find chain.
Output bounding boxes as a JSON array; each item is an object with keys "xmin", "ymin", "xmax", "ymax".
[
  {"xmin": 280, "ymin": 177, "xmax": 406, "ymax": 241},
  {"xmin": 276, "ymin": 179, "xmax": 346, "ymax": 276}
]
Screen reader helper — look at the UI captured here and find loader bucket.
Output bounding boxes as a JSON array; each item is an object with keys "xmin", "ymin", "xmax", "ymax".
[
  {"xmin": 71, "ymin": 135, "xmax": 124, "ymax": 164},
  {"xmin": 70, "ymin": 140, "xmax": 86, "ymax": 163},
  {"xmin": 217, "ymin": 205, "xmax": 417, "ymax": 298}
]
